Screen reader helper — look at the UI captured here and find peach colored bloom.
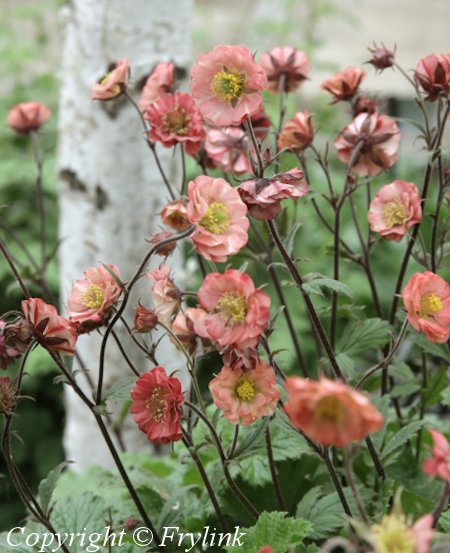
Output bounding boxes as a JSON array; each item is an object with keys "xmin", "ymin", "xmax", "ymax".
[
  {"xmin": 171, "ymin": 307, "xmax": 207, "ymax": 353},
  {"xmin": 68, "ymin": 265, "xmax": 122, "ymax": 331},
  {"xmin": 368, "ymin": 180, "xmax": 422, "ymax": 242},
  {"xmin": 321, "ymin": 66, "xmax": 366, "ymax": 102},
  {"xmin": 278, "ymin": 111, "xmax": 314, "ymax": 153},
  {"xmin": 146, "ymin": 92, "xmax": 205, "ymax": 156},
  {"xmin": 133, "ymin": 304, "xmax": 158, "ymax": 333},
  {"xmin": 7, "ymin": 101, "xmax": 51, "ymax": 135},
  {"xmin": 259, "ymin": 46, "xmax": 310, "ymax": 93},
  {"xmin": 238, "ymin": 168, "xmax": 309, "ymax": 221},
  {"xmin": 368, "ymin": 513, "xmax": 434, "ymax": 553},
  {"xmin": 423, "ymin": 428, "xmax": 450, "ymax": 483},
  {"xmin": 209, "ymin": 360, "xmax": 279, "ymax": 425},
  {"xmin": 402, "ymin": 272, "xmax": 450, "ymax": 344},
  {"xmin": 284, "ymin": 377, "xmax": 383, "ymax": 447},
  {"xmin": 194, "ymin": 269, "xmax": 270, "ymax": 350},
  {"xmin": 190, "ymin": 44, "xmax": 267, "ymax": 126},
  {"xmin": 415, "ymin": 54, "xmax": 450, "ymax": 102},
  {"xmin": 139, "ymin": 61, "xmax": 175, "ymax": 113},
  {"xmin": 205, "ymin": 126, "xmax": 253, "ymax": 175},
  {"xmin": 186, "ymin": 176, "xmax": 249, "ymax": 262},
  {"xmin": 335, "ymin": 112, "xmax": 400, "ymax": 177},
  {"xmin": 0, "ymin": 321, "xmax": 20, "ymax": 370},
  {"xmin": 160, "ymin": 200, "xmax": 190, "ymax": 231},
  {"xmin": 91, "ymin": 58, "xmax": 129, "ymax": 100},
  {"xmin": 131, "ymin": 366, "xmax": 184, "ymax": 444},
  {"xmin": 22, "ymin": 298, "xmax": 78, "ymax": 355},
  {"xmin": 146, "ymin": 264, "xmax": 181, "ymax": 326}
]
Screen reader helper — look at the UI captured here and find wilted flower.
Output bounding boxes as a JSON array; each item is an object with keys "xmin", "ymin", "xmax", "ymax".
[
  {"xmin": 139, "ymin": 61, "xmax": 175, "ymax": 113},
  {"xmin": 238, "ymin": 168, "xmax": 308, "ymax": 220},
  {"xmin": 91, "ymin": 58, "xmax": 130, "ymax": 100},
  {"xmin": 220, "ymin": 345, "xmax": 260, "ymax": 370},
  {"xmin": 130, "ymin": 366, "xmax": 184, "ymax": 444},
  {"xmin": 368, "ymin": 180, "xmax": 422, "ymax": 242},
  {"xmin": 133, "ymin": 304, "xmax": 158, "ymax": 333},
  {"xmin": 194, "ymin": 269, "xmax": 270, "ymax": 350},
  {"xmin": 149, "ymin": 231, "xmax": 177, "ymax": 256},
  {"xmin": 321, "ymin": 66, "xmax": 366, "ymax": 102},
  {"xmin": 160, "ymin": 200, "xmax": 190, "ymax": 231},
  {"xmin": 205, "ymin": 126, "xmax": 252, "ymax": 175},
  {"xmin": 335, "ymin": 112, "xmax": 400, "ymax": 177},
  {"xmin": 415, "ymin": 54, "xmax": 450, "ymax": 101},
  {"xmin": 259, "ymin": 46, "xmax": 310, "ymax": 93},
  {"xmin": 284, "ymin": 377, "xmax": 383, "ymax": 447},
  {"xmin": 190, "ymin": 44, "xmax": 267, "ymax": 126},
  {"xmin": 186, "ymin": 176, "xmax": 249, "ymax": 262},
  {"xmin": 0, "ymin": 321, "xmax": 20, "ymax": 370},
  {"xmin": 353, "ymin": 95, "xmax": 379, "ymax": 116},
  {"xmin": 209, "ymin": 360, "xmax": 279, "ymax": 425},
  {"xmin": 171, "ymin": 307, "xmax": 208, "ymax": 353},
  {"xmin": 7, "ymin": 101, "xmax": 51, "ymax": 135},
  {"xmin": 402, "ymin": 271, "xmax": 450, "ymax": 344},
  {"xmin": 2, "ymin": 318, "xmax": 32, "ymax": 354},
  {"xmin": 423, "ymin": 428, "xmax": 450, "ymax": 483},
  {"xmin": 146, "ymin": 264, "xmax": 181, "ymax": 326},
  {"xmin": 367, "ymin": 43, "xmax": 396, "ymax": 72},
  {"xmin": 0, "ymin": 377, "xmax": 17, "ymax": 415},
  {"xmin": 278, "ymin": 111, "xmax": 314, "ymax": 153}
]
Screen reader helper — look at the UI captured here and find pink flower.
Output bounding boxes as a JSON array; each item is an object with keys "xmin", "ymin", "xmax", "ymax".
[
  {"xmin": 0, "ymin": 321, "xmax": 20, "ymax": 370},
  {"xmin": 278, "ymin": 111, "xmax": 314, "ymax": 153},
  {"xmin": 133, "ymin": 304, "xmax": 158, "ymax": 333},
  {"xmin": 423, "ymin": 429, "xmax": 450, "ymax": 483},
  {"xmin": 259, "ymin": 46, "xmax": 310, "ymax": 93},
  {"xmin": 171, "ymin": 307, "xmax": 208, "ymax": 353},
  {"xmin": 186, "ymin": 176, "xmax": 249, "ymax": 262},
  {"xmin": 139, "ymin": 61, "xmax": 175, "ymax": 113},
  {"xmin": 415, "ymin": 54, "xmax": 450, "ymax": 102},
  {"xmin": 146, "ymin": 264, "xmax": 181, "ymax": 326},
  {"xmin": 68, "ymin": 265, "xmax": 122, "ymax": 331},
  {"xmin": 22, "ymin": 298, "xmax": 78, "ymax": 356},
  {"xmin": 402, "ymin": 272, "xmax": 450, "ymax": 344},
  {"xmin": 284, "ymin": 377, "xmax": 383, "ymax": 447},
  {"xmin": 145, "ymin": 92, "xmax": 205, "ymax": 156},
  {"xmin": 205, "ymin": 126, "xmax": 253, "ymax": 175},
  {"xmin": 238, "ymin": 168, "xmax": 308, "ymax": 221},
  {"xmin": 160, "ymin": 200, "xmax": 190, "ymax": 231},
  {"xmin": 130, "ymin": 366, "xmax": 184, "ymax": 444},
  {"xmin": 368, "ymin": 180, "xmax": 422, "ymax": 242},
  {"xmin": 209, "ymin": 360, "xmax": 279, "ymax": 425},
  {"xmin": 368, "ymin": 513, "xmax": 434, "ymax": 553},
  {"xmin": 7, "ymin": 102, "xmax": 51, "ymax": 135},
  {"xmin": 190, "ymin": 44, "xmax": 267, "ymax": 126},
  {"xmin": 335, "ymin": 112, "xmax": 400, "ymax": 177},
  {"xmin": 321, "ymin": 66, "xmax": 366, "ymax": 102},
  {"xmin": 194, "ymin": 270, "xmax": 270, "ymax": 350},
  {"xmin": 257, "ymin": 548, "xmax": 273, "ymax": 553},
  {"xmin": 91, "ymin": 58, "xmax": 129, "ymax": 100}
]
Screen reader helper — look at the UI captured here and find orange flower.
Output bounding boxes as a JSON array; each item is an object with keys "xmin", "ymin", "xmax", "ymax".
[{"xmin": 278, "ymin": 111, "xmax": 314, "ymax": 153}]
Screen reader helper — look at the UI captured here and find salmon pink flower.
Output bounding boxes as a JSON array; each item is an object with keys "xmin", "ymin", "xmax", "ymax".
[
  {"xmin": 284, "ymin": 377, "xmax": 383, "ymax": 447},
  {"xmin": 335, "ymin": 112, "xmax": 400, "ymax": 177},
  {"xmin": 415, "ymin": 54, "xmax": 450, "ymax": 102},
  {"xmin": 139, "ymin": 61, "xmax": 175, "ymax": 113},
  {"xmin": 321, "ymin": 66, "xmax": 366, "ymax": 102},
  {"xmin": 190, "ymin": 44, "xmax": 267, "ymax": 126},
  {"xmin": 187, "ymin": 176, "xmax": 249, "ymax": 262},
  {"xmin": 146, "ymin": 92, "xmax": 205, "ymax": 156},
  {"xmin": 22, "ymin": 298, "xmax": 78, "ymax": 355},
  {"xmin": 205, "ymin": 126, "xmax": 252, "ymax": 175},
  {"xmin": 160, "ymin": 200, "xmax": 190, "ymax": 231},
  {"xmin": 146, "ymin": 264, "xmax": 181, "ymax": 326},
  {"xmin": 209, "ymin": 360, "xmax": 279, "ymax": 425},
  {"xmin": 367, "ymin": 513, "xmax": 434, "ymax": 553},
  {"xmin": 278, "ymin": 111, "xmax": 314, "ymax": 153},
  {"xmin": 238, "ymin": 168, "xmax": 308, "ymax": 221},
  {"xmin": 7, "ymin": 101, "xmax": 51, "ymax": 135},
  {"xmin": 91, "ymin": 58, "xmax": 129, "ymax": 100},
  {"xmin": 259, "ymin": 46, "xmax": 310, "ymax": 93},
  {"xmin": 402, "ymin": 272, "xmax": 450, "ymax": 344},
  {"xmin": 0, "ymin": 321, "xmax": 20, "ymax": 369},
  {"xmin": 171, "ymin": 307, "xmax": 208, "ymax": 353},
  {"xmin": 257, "ymin": 548, "xmax": 273, "ymax": 553},
  {"xmin": 423, "ymin": 429, "xmax": 450, "ymax": 483},
  {"xmin": 133, "ymin": 304, "xmax": 158, "ymax": 333},
  {"xmin": 68, "ymin": 265, "xmax": 122, "ymax": 331},
  {"xmin": 130, "ymin": 366, "xmax": 184, "ymax": 444},
  {"xmin": 194, "ymin": 269, "xmax": 270, "ymax": 350},
  {"xmin": 368, "ymin": 180, "xmax": 422, "ymax": 242}
]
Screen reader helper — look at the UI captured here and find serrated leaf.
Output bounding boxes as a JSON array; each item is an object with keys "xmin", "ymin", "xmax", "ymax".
[
  {"xmin": 39, "ymin": 461, "xmax": 72, "ymax": 516},
  {"xmin": 102, "ymin": 376, "xmax": 136, "ymax": 405},
  {"xmin": 303, "ymin": 277, "xmax": 354, "ymax": 301},
  {"xmin": 338, "ymin": 318, "xmax": 390, "ymax": 356},
  {"xmin": 415, "ymin": 334, "xmax": 450, "ymax": 362},
  {"xmin": 232, "ymin": 418, "xmax": 269, "ymax": 458},
  {"xmin": 381, "ymin": 421, "xmax": 426, "ymax": 460}
]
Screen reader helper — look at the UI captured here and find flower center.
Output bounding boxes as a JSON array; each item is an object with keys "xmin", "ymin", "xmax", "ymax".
[
  {"xmin": 383, "ymin": 200, "xmax": 407, "ymax": 228},
  {"xmin": 419, "ymin": 293, "xmax": 443, "ymax": 317},
  {"xmin": 315, "ymin": 395, "xmax": 346, "ymax": 424},
  {"xmin": 216, "ymin": 292, "xmax": 248, "ymax": 324},
  {"xmin": 236, "ymin": 378, "xmax": 255, "ymax": 401},
  {"xmin": 370, "ymin": 515, "xmax": 415, "ymax": 553},
  {"xmin": 145, "ymin": 387, "xmax": 166, "ymax": 423},
  {"xmin": 81, "ymin": 285, "xmax": 105, "ymax": 310},
  {"xmin": 162, "ymin": 108, "xmax": 191, "ymax": 136},
  {"xmin": 212, "ymin": 69, "xmax": 246, "ymax": 103},
  {"xmin": 200, "ymin": 202, "xmax": 231, "ymax": 234}
]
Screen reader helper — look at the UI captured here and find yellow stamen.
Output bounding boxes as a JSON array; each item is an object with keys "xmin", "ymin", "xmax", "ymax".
[
  {"xmin": 370, "ymin": 514, "xmax": 415, "ymax": 553},
  {"xmin": 236, "ymin": 378, "xmax": 255, "ymax": 402},
  {"xmin": 383, "ymin": 199, "xmax": 407, "ymax": 228},
  {"xmin": 216, "ymin": 292, "xmax": 248, "ymax": 324},
  {"xmin": 212, "ymin": 69, "xmax": 246, "ymax": 102},
  {"xmin": 200, "ymin": 202, "xmax": 231, "ymax": 234},
  {"xmin": 420, "ymin": 293, "xmax": 442, "ymax": 316},
  {"xmin": 81, "ymin": 285, "xmax": 105, "ymax": 310},
  {"xmin": 314, "ymin": 395, "xmax": 346, "ymax": 424},
  {"xmin": 145, "ymin": 387, "xmax": 166, "ymax": 423}
]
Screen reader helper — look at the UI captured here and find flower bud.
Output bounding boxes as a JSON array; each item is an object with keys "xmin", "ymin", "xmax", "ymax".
[
  {"xmin": 7, "ymin": 102, "xmax": 51, "ymax": 135},
  {"xmin": 160, "ymin": 200, "xmax": 190, "ymax": 231},
  {"xmin": 367, "ymin": 44, "xmax": 395, "ymax": 72},
  {"xmin": 133, "ymin": 304, "xmax": 158, "ymax": 333},
  {"xmin": 149, "ymin": 231, "xmax": 176, "ymax": 256}
]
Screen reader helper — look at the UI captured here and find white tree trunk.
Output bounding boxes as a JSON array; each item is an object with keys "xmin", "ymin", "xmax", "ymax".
[{"xmin": 57, "ymin": 0, "xmax": 192, "ymax": 469}]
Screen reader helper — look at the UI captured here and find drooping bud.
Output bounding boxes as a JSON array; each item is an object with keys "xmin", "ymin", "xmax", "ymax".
[
  {"xmin": 149, "ymin": 231, "xmax": 177, "ymax": 256},
  {"xmin": 133, "ymin": 304, "xmax": 158, "ymax": 333},
  {"xmin": 160, "ymin": 200, "xmax": 190, "ymax": 231}
]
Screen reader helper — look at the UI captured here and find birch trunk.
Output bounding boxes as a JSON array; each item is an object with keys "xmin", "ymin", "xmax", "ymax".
[{"xmin": 57, "ymin": 0, "xmax": 192, "ymax": 469}]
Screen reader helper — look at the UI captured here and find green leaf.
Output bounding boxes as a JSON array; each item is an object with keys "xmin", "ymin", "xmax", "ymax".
[
  {"xmin": 225, "ymin": 511, "xmax": 312, "ymax": 553},
  {"xmin": 284, "ymin": 222, "xmax": 303, "ymax": 255},
  {"xmin": 296, "ymin": 487, "xmax": 345, "ymax": 539},
  {"xmin": 381, "ymin": 421, "xmax": 426, "ymax": 460},
  {"xmin": 415, "ymin": 334, "xmax": 450, "ymax": 362},
  {"xmin": 303, "ymin": 276, "xmax": 354, "ymax": 301},
  {"xmin": 338, "ymin": 318, "xmax": 390, "ymax": 356},
  {"xmin": 102, "ymin": 376, "xmax": 136, "ymax": 405},
  {"xmin": 441, "ymin": 386, "xmax": 450, "ymax": 407},
  {"xmin": 232, "ymin": 419, "xmax": 269, "ymax": 458},
  {"xmin": 38, "ymin": 461, "xmax": 72, "ymax": 516}
]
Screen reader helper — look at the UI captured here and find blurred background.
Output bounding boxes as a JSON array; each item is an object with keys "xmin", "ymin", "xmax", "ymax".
[{"xmin": 1, "ymin": 0, "xmax": 449, "ymax": 529}]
